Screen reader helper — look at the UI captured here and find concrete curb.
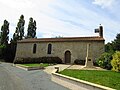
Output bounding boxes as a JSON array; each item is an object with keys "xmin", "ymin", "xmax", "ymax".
[
  {"xmin": 13, "ymin": 64, "xmax": 45, "ymax": 71},
  {"xmin": 52, "ymin": 67, "xmax": 115, "ymax": 90}
]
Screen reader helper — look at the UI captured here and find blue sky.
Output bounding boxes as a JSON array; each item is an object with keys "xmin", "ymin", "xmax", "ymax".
[{"xmin": 0, "ymin": 0, "xmax": 120, "ymax": 43}]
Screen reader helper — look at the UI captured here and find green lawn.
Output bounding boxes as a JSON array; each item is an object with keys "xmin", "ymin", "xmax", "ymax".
[
  {"xmin": 21, "ymin": 63, "xmax": 49, "ymax": 67},
  {"xmin": 59, "ymin": 69, "xmax": 120, "ymax": 90}
]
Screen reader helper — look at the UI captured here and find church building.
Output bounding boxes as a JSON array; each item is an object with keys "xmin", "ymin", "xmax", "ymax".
[{"xmin": 14, "ymin": 25, "xmax": 105, "ymax": 64}]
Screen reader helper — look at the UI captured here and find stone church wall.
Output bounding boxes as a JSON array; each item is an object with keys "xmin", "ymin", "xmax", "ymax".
[{"xmin": 15, "ymin": 40, "xmax": 104, "ymax": 64}]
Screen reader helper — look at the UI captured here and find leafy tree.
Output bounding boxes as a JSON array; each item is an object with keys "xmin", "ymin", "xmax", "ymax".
[
  {"xmin": 111, "ymin": 51, "xmax": 120, "ymax": 72},
  {"xmin": 96, "ymin": 52, "xmax": 113, "ymax": 70},
  {"xmin": 16, "ymin": 15, "xmax": 25, "ymax": 40},
  {"xmin": 1, "ymin": 20, "xmax": 9, "ymax": 46},
  {"xmin": 105, "ymin": 42, "xmax": 115, "ymax": 53},
  {"xmin": 0, "ymin": 44, "xmax": 6, "ymax": 58},
  {"xmin": 105, "ymin": 33, "xmax": 120, "ymax": 52},
  {"xmin": 9, "ymin": 15, "xmax": 25, "ymax": 62},
  {"xmin": 0, "ymin": 20, "xmax": 11, "ymax": 61},
  {"xmin": 12, "ymin": 27, "xmax": 20, "ymax": 43},
  {"xmin": 27, "ymin": 17, "xmax": 36, "ymax": 38},
  {"xmin": 113, "ymin": 33, "xmax": 120, "ymax": 51},
  {"xmin": 55, "ymin": 35, "xmax": 63, "ymax": 38},
  {"xmin": 97, "ymin": 33, "xmax": 120, "ymax": 70}
]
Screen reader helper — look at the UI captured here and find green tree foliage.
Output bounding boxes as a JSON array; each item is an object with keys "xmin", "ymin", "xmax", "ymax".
[
  {"xmin": 0, "ymin": 44, "xmax": 6, "ymax": 58},
  {"xmin": 10, "ymin": 15, "xmax": 25, "ymax": 62},
  {"xmin": 1, "ymin": 20, "xmax": 9, "ymax": 46},
  {"xmin": 97, "ymin": 33, "xmax": 120, "ymax": 70},
  {"xmin": 113, "ymin": 33, "xmax": 120, "ymax": 51},
  {"xmin": 111, "ymin": 51, "xmax": 120, "ymax": 72},
  {"xmin": 27, "ymin": 17, "xmax": 36, "ymax": 38},
  {"xmin": 96, "ymin": 52, "xmax": 113, "ymax": 70},
  {"xmin": 55, "ymin": 35, "xmax": 63, "ymax": 38},
  {"xmin": 14, "ymin": 15, "xmax": 25, "ymax": 40},
  {"xmin": 11, "ymin": 27, "xmax": 20, "ymax": 44},
  {"xmin": 105, "ymin": 33, "xmax": 120, "ymax": 53},
  {"xmin": 105, "ymin": 42, "xmax": 115, "ymax": 53}
]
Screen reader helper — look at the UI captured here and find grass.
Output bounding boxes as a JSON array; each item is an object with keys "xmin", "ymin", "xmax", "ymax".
[
  {"xmin": 59, "ymin": 69, "xmax": 120, "ymax": 90},
  {"xmin": 21, "ymin": 63, "xmax": 49, "ymax": 67}
]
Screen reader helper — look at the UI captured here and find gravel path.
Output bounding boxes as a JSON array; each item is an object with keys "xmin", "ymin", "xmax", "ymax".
[{"xmin": 0, "ymin": 62, "xmax": 69, "ymax": 90}]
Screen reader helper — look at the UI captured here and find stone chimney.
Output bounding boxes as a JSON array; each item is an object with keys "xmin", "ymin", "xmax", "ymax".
[
  {"xmin": 95, "ymin": 24, "xmax": 103, "ymax": 37},
  {"xmin": 99, "ymin": 25, "xmax": 103, "ymax": 37}
]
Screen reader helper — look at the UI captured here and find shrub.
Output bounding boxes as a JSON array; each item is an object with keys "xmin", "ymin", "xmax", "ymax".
[
  {"xmin": 40, "ymin": 57, "xmax": 62, "ymax": 64},
  {"xmin": 74, "ymin": 59, "xmax": 85, "ymax": 65},
  {"xmin": 14, "ymin": 57, "xmax": 62, "ymax": 64},
  {"xmin": 14, "ymin": 57, "xmax": 42, "ymax": 64},
  {"xmin": 13, "ymin": 58, "xmax": 24, "ymax": 64},
  {"xmin": 111, "ymin": 51, "xmax": 120, "ymax": 72},
  {"xmin": 0, "ymin": 44, "xmax": 6, "ymax": 49},
  {"xmin": 0, "ymin": 44, "xmax": 6, "ymax": 58},
  {"xmin": 96, "ymin": 52, "xmax": 113, "ymax": 70}
]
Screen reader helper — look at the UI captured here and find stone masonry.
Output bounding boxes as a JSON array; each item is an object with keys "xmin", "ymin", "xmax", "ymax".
[{"xmin": 14, "ymin": 25, "xmax": 105, "ymax": 64}]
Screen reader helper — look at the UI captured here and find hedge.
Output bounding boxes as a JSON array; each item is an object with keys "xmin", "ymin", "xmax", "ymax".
[
  {"xmin": 74, "ymin": 59, "xmax": 85, "ymax": 65},
  {"xmin": 14, "ymin": 57, "xmax": 62, "ymax": 64}
]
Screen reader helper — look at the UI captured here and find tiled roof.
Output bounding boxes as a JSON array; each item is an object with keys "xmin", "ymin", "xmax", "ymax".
[{"xmin": 18, "ymin": 36, "xmax": 105, "ymax": 43}]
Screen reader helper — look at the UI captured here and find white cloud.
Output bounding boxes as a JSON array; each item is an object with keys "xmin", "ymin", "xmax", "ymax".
[
  {"xmin": 0, "ymin": 0, "xmax": 120, "ymax": 43},
  {"xmin": 92, "ymin": 0, "xmax": 115, "ymax": 9},
  {"xmin": 49, "ymin": 0, "xmax": 120, "ymax": 43},
  {"xmin": 0, "ymin": 0, "xmax": 34, "ymax": 9},
  {"xmin": 0, "ymin": 0, "xmax": 55, "ymax": 39}
]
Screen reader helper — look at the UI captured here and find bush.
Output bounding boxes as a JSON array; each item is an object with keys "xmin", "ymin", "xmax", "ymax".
[
  {"xmin": 96, "ymin": 52, "xmax": 113, "ymax": 70},
  {"xmin": 41, "ymin": 57, "xmax": 62, "ymax": 64},
  {"xmin": 14, "ymin": 57, "xmax": 42, "ymax": 64},
  {"xmin": 14, "ymin": 57, "xmax": 62, "ymax": 64},
  {"xmin": 111, "ymin": 51, "xmax": 120, "ymax": 72},
  {"xmin": 0, "ymin": 44, "xmax": 16, "ymax": 62},
  {"xmin": 0, "ymin": 44, "xmax": 6, "ymax": 58},
  {"xmin": 74, "ymin": 59, "xmax": 85, "ymax": 65}
]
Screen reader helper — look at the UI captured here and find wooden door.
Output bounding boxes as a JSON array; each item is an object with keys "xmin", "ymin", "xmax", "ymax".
[{"xmin": 65, "ymin": 51, "xmax": 71, "ymax": 63}]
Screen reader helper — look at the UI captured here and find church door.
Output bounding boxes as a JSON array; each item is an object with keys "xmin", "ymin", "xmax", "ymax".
[{"xmin": 65, "ymin": 51, "xmax": 71, "ymax": 64}]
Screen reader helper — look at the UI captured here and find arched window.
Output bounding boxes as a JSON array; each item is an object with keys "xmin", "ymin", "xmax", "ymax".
[
  {"xmin": 33, "ymin": 44, "xmax": 37, "ymax": 54},
  {"xmin": 47, "ymin": 44, "xmax": 52, "ymax": 54}
]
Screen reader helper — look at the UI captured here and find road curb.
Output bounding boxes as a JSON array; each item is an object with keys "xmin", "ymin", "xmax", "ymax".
[{"xmin": 13, "ymin": 64, "xmax": 45, "ymax": 71}]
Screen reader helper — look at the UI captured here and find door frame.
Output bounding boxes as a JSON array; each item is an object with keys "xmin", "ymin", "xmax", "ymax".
[{"xmin": 64, "ymin": 50, "xmax": 71, "ymax": 64}]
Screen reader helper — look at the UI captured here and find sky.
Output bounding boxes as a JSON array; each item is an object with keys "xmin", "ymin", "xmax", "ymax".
[{"xmin": 0, "ymin": 0, "xmax": 120, "ymax": 43}]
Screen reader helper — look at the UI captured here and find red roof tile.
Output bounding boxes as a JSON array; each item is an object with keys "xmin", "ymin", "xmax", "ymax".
[{"xmin": 18, "ymin": 36, "xmax": 104, "ymax": 43}]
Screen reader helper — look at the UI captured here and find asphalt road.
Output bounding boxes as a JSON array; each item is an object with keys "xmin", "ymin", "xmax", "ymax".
[{"xmin": 0, "ymin": 62, "xmax": 69, "ymax": 90}]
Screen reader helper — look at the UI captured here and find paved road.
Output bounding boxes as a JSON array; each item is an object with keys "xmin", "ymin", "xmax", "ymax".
[{"xmin": 0, "ymin": 62, "xmax": 69, "ymax": 90}]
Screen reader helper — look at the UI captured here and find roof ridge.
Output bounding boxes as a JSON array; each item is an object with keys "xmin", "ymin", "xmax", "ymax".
[
  {"xmin": 24, "ymin": 36, "xmax": 101, "ymax": 40},
  {"xmin": 18, "ymin": 36, "xmax": 104, "ymax": 43}
]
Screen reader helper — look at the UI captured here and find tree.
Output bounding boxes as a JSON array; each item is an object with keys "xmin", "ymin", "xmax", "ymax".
[
  {"xmin": 27, "ymin": 17, "xmax": 36, "ymax": 38},
  {"xmin": 111, "ymin": 51, "xmax": 120, "ymax": 72},
  {"xmin": 96, "ymin": 52, "xmax": 113, "ymax": 70},
  {"xmin": 16, "ymin": 15, "xmax": 25, "ymax": 40},
  {"xmin": 0, "ymin": 20, "xmax": 13, "ymax": 61},
  {"xmin": 55, "ymin": 35, "xmax": 63, "ymax": 38},
  {"xmin": 12, "ymin": 27, "xmax": 20, "ymax": 43},
  {"xmin": 105, "ymin": 33, "xmax": 120, "ymax": 52},
  {"xmin": 113, "ymin": 33, "xmax": 120, "ymax": 51},
  {"xmin": 1, "ymin": 20, "xmax": 9, "ymax": 46},
  {"xmin": 10, "ymin": 27, "xmax": 19, "ymax": 60},
  {"xmin": 97, "ymin": 33, "xmax": 120, "ymax": 70},
  {"xmin": 9, "ymin": 15, "xmax": 25, "ymax": 62},
  {"xmin": 105, "ymin": 42, "xmax": 115, "ymax": 53}
]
